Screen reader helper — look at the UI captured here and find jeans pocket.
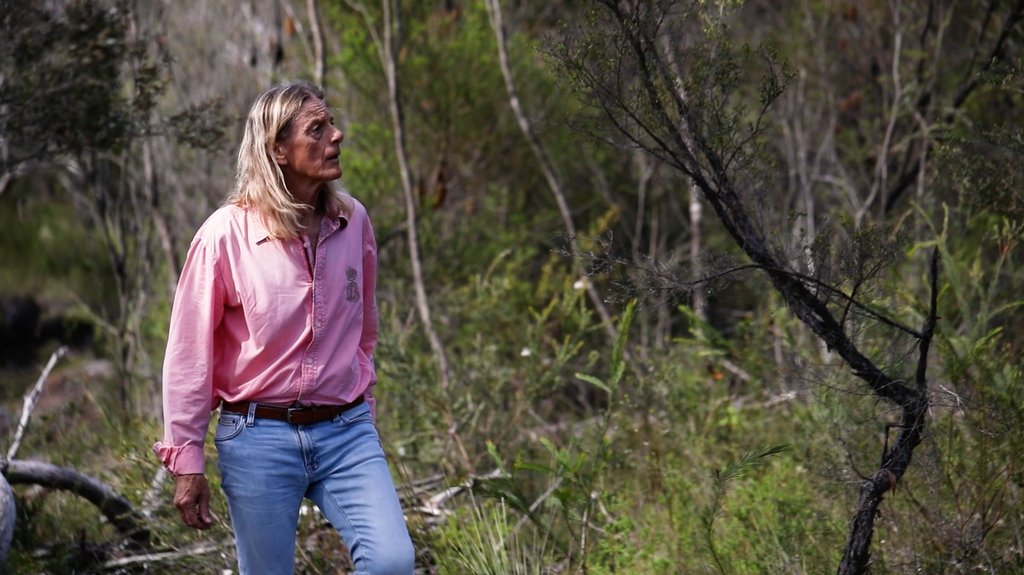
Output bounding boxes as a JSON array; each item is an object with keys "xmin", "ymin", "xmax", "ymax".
[
  {"xmin": 214, "ymin": 412, "xmax": 244, "ymax": 442},
  {"xmin": 337, "ymin": 402, "xmax": 373, "ymax": 426}
]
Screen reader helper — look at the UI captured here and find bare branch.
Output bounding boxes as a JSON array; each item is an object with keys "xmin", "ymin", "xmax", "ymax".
[
  {"xmin": 101, "ymin": 540, "xmax": 225, "ymax": 569},
  {"xmin": 342, "ymin": 0, "xmax": 386, "ymax": 69},
  {"xmin": 7, "ymin": 346, "xmax": 67, "ymax": 462}
]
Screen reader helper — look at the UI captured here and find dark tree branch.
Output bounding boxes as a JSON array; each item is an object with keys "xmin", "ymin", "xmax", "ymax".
[
  {"xmin": 836, "ymin": 249, "xmax": 938, "ymax": 575},
  {"xmin": 4, "ymin": 460, "xmax": 149, "ymax": 544},
  {"xmin": 585, "ymin": 254, "xmax": 923, "ymax": 338},
  {"xmin": 952, "ymin": 0, "xmax": 1024, "ymax": 111},
  {"xmin": 916, "ymin": 248, "xmax": 940, "ymax": 392}
]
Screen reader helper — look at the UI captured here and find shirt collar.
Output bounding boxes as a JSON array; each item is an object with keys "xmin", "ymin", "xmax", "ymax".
[
  {"xmin": 249, "ymin": 210, "xmax": 271, "ymax": 245},
  {"xmin": 248, "ymin": 208, "xmax": 348, "ymax": 245}
]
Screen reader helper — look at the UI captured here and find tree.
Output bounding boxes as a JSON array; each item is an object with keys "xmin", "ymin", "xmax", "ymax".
[
  {"xmin": 1, "ymin": 0, "xmax": 230, "ymax": 413},
  {"xmin": 546, "ymin": 1, "xmax": 1022, "ymax": 572},
  {"xmin": 0, "ymin": 1, "xmax": 133, "ymax": 196}
]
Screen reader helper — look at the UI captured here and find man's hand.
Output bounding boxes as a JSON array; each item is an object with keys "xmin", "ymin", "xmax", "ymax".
[{"xmin": 173, "ymin": 473, "xmax": 213, "ymax": 530}]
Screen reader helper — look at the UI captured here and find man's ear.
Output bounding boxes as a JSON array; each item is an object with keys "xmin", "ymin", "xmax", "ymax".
[{"xmin": 273, "ymin": 144, "xmax": 288, "ymax": 166}]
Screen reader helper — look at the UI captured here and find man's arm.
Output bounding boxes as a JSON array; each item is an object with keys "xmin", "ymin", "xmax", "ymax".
[
  {"xmin": 153, "ymin": 234, "xmax": 225, "ymax": 528},
  {"xmin": 360, "ymin": 210, "xmax": 379, "ymax": 420}
]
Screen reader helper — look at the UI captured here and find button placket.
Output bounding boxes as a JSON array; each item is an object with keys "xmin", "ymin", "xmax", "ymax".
[
  {"xmin": 296, "ymin": 233, "xmax": 318, "ymax": 402},
  {"xmin": 300, "ymin": 215, "xmax": 339, "ymax": 401}
]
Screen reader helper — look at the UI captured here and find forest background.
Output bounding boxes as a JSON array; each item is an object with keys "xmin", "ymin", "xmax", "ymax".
[{"xmin": 2, "ymin": 0, "xmax": 1024, "ymax": 574}]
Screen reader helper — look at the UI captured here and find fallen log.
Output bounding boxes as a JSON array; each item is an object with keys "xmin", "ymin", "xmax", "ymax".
[
  {"xmin": 0, "ymin": 474, "xmax": 14, "ymax": 563},
  {"xmin": 4, "ymin": 459, "xmax": 149, "ymax": 544}
]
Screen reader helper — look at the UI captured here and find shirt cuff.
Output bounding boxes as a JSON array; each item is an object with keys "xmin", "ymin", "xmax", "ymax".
[{"xmin": 152, "ymin": 442, "xmax": 205, "ymax": 475}]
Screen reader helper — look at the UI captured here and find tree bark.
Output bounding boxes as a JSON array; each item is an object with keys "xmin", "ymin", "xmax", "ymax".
[
  {"xmin": 4, "ymin": 460, "xmax": 149, "ymax": 544},
  {"xmin": 307, "ymin": 0, "xmax": 325, "ymax": 86},
  {"xmin": 836, "ymin": 249, "xmax": 938, "ymax": 575},
  {"xmin": 0, "ymin": 474, "xmax": 14, "ymax": 564},
  {"xmin": 382, "ymin": 0, "xmax": 452, "ymax": 388},
  {"xmin": 688, "ymin": 181, "xmax": 705, "ymax": 322}
]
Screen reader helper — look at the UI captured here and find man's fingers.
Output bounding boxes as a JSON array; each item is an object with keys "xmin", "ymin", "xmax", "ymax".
[
  {"xmin": 178, "ymin": 502, "xmax": 211, "ymax": 530},
  {"xmin": 178, "ymin": 504, "xmax": 197, "ymax": 528},
  {"xmin": 174, "ymin": 474, "xmax": 212, "ymax": 530},
  {"xmin": 198, "ymin": 486, "xmax": 212, "ymax": 525}
]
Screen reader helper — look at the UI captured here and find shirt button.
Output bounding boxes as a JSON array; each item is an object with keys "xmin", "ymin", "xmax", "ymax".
[
  {"xmin": 305, "ymin": 357, "xmax": 314, "ymax": 364},
  {"xmin": 316, "ymin": 321, "xmax": 323, "ymax": 328}
]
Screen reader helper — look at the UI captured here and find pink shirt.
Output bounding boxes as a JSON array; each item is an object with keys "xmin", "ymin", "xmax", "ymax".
[{"xmin": 153, "ymin": 200, "xmax": 378, "ymax": 475}]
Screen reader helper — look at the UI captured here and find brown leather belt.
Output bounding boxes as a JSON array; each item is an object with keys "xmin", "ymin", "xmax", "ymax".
[{"xmin": 222, "ymin": 396, "xmax": 365, "ymax": 425}]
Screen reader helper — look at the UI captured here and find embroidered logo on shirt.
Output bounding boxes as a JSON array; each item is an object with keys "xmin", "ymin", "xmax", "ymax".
[{"xmin": 346, "ymin": 267, "xmax": 360, "ymax": 302}]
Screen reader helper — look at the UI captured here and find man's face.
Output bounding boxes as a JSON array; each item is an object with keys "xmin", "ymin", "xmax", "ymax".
[{"xmin": 275, "ymin": 97, "xmax": 344, "ymax": 185}]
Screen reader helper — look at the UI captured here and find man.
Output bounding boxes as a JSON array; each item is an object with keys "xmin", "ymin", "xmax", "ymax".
[{"xmin": 154, "ymin": 81, "xmax": 415, "ymax": 575}]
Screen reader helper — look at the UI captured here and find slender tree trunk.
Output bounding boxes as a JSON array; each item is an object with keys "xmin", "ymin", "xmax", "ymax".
[
  {"xmin": 689, "ymin": 181, "xmax": 705, "ymax": 322},
  {"xmin": 142, "ymin": 141, "xmax": 179, "ymax": 297},
  {"xmin": 383, "ymin": 0, "xmax": 452, "ymax": 388},
  {"xmin": 836, "ymin": 255, "xmax": 938, "ymax": 575},
  {"xmin": 634, "ymin": 152, "xmax": 653, "ymax": 356},
  {"xmin": 125, "ymin": 2, "xmax": 167, "ymax": 418},
  {"xmin": 307, "ymin": 0, "xmax": 325, "ymax": 86},
  {"xmin": 484, "ymin": 0, "xmax": 616, "ymax": 342},
  {"xmin": 658, "ymin": 33, "xmax": 707, "ymax": 326}
]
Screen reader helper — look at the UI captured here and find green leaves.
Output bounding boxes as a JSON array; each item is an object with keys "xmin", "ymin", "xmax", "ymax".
[
  {"xmin": 575, "ymin": 298, "xmax": 635, "ymax": 397},
  {"xmin": 575, "ymin": 373, "xmax": 610, "ymax": 393},
  {"xmin": 700, "ymin": 444, "xmax": 791, "ymax": 575}
]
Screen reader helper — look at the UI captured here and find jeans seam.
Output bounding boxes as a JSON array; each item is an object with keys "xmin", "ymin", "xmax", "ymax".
[
  {"xmin": 290, "ymin": 425, "xmax": 306, "ymax": 479},
  {"xmin": 322, "ymin": 487, "xmax": 366, "ymax": 573},
  {"xmin": 304, "ymin": 426, "xmax": 320, "ymax": 475}
]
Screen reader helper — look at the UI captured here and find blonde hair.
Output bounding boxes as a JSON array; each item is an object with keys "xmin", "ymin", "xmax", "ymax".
[{"xmin": 228, "ymin": 80, "xmax": 351, "ymax": 240}]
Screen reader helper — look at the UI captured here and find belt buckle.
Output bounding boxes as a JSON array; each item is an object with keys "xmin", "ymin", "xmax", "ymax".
[{"xmin": 285, "ymin": 407, "xmax": 301, "ymax": 424}]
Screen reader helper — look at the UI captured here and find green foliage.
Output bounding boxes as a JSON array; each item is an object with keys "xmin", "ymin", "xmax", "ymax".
[
  {"xmin": 700, "ymin": 444, "xmax": 790, "ymax": 575},
  {"xmin": 434, "ymin": 497, "xmax": 550, "ymax": 575},
  {"xmin": 0, "ymin": 189, "xmax": 116, "ymax": 306},
  {"xmin": 1, "ymin": 1, "xmax": 133, "ymax": 159}
]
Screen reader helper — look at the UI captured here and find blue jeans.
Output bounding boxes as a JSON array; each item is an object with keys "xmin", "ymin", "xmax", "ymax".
[{"xmin": 214, "ymin": 401, "xmax": 415, "ymax": 575}]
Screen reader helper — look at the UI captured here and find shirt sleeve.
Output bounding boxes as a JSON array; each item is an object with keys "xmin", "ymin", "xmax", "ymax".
[
  {"xmin": 152, "ymin": 234, "xmax": 225, "ymax": 475},
  {"xmin": 360, "ymin": 211, "xmax": 379, "ymax": 421}
]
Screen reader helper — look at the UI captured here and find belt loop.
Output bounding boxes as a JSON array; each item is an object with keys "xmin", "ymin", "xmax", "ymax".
[{"xmin": 245, "ymin": 402, "xmax": 257, "ymax": 427}]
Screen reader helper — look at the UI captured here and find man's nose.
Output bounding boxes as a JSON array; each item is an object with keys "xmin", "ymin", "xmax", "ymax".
[{"xmin": 331, "ymin": 126, "xmax": 344, "ymax": 143}]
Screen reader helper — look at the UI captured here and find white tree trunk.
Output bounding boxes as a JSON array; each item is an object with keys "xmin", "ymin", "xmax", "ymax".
[
  {"xmin": 689, "ymin": 181, "xmax": 706, "ymax": 322},
  {"xmin": 306, "ymin": 0, "xmax": 325, "ymax": 86},
  {"xmin": 484, "ymin": 0, "xmax": 616, "ymax": 341},
  {"xmin": 383, "ymin": 0, "xmax": 452, "ymax": 388}
]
